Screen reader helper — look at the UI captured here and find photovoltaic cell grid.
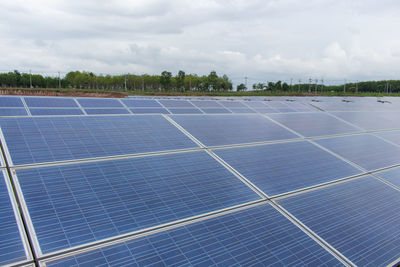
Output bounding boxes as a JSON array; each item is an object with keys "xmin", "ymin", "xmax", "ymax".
[
  {"xmin": 332, "ymin": 111, "xmax": 400, "ymax": 131},
  {"xmin": 376, "ymin": 167, "xmax": 400, "ymax": 189},
  {"xmin": 279, "ymin": 176, "xmax": 400, "ymax": 266},
  {"xmin": 84, "ymin": 108, "xmax": 130, "ymax": 115},
  {"xmin": 44, "ymin": 204, "xmax": 342, "ymax": 267},
  {"xmin": 170, "ymin": 114, "xmax": 299, "ymax": 146},
  {"xmin": 0, "ymin": 108, "xmax": 28, "ymax": 116},
  {"xmin": 0, "ymin": 115, "xmax": 197, "ymax": 166},
  {"xmin": 121, "ymin": 99, "xmax": 161, "ymax": 107},
  {"xmin": 0, "ymin": 96, "xmax": 24, "ymax": 107},
  {"xmin": 24, "ymin": 97, "xmax": 78, "ymax": 108},
  {"xmin": 315, "ymin": 134, "xmax": 400, "ymax": 171},
  {"xmin": 129, "ymin": 108, "xmax": 170, "ymax": 114},
  {"xmin": 76, "ymin": 98, "xmax": 123, "ymax": 108},
  {"xmin": 29, "ymin": 109, "xmax": 84, "ymax": 116},
  {"xmin": 375, "ymin": 130, "xmax": 400, "ymax": 146},
  {"xmin": 0, "ymin": 171, "xmax": 28, "ymax": 265},
  {"xmin": 15, "ymin": 151, "xmax": 259, "ymax": 253},
  {"xmin": 214, "ymin": 141, "xmax": 361, "ymax": 196}
]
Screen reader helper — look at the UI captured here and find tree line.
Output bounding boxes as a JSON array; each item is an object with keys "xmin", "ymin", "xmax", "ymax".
[{"xmin": 0, "ymin": 70, "xmax": 233, "ymax": 92}]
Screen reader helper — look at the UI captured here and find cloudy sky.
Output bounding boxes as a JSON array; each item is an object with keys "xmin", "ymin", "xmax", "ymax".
[{"xmin": 1, "ymin": 0, "xmax": 400, "ymax": 85}]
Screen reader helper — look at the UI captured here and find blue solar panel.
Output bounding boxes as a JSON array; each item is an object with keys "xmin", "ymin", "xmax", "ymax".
[
  {"xmin": 201, "ymin": 108, "xmax": 231, "ymax": 114},
  {"xmin": 375, "ymin": 131, "xmax": 400, "ymax": 146},
  {"xmin": 219, "ymin": 101, "xmax": 247, "ymax": 108},
  {"xmin": 279, "ymin": 176, "xmax": 400, "ymax": 266},
  {"xmin": 16, "ymin": 151, "xmax": 259, "ymax": 253},
  {"xmin": 170, "ymin": 115, "xmax": 299, "ymax": 146},
  {"xmin": 44, "ymin": 204, "xmax": 341, "ymax": 267},
  {"xmin": 253, "ymin": 108, "xmax": 277, "ymax": 113},
  {"xmin": 229, "ymin": 108, "xmax": 257, "ymax": 113},
  {"xmin": 76, "ymin": 98, "xmax": 123, "ymax": 108},
  {"xmin": 121, "ymin": 99, "xmax": 161, "ymax": 108},
  {"xmin": 244, "ymin": 101, "xmax": 268, "ymax": 108},
  {"xmin": 0, "ymin": 97, "xmax": 24, "ymax": 107},
  {"xmin": 0, "ymin": 115, "xmax": 197, "ymax": 165},
  {"xmin": 375, "ymin": 167, "xmax": 400, "ymax": 188},
  {"xmin": 129, "ymin": 108, "xmax": 170, "ymax": 114},
  {"xmin": 29, "ymin": 109, "xmax": 84, "ymax": 116},
  {"xmin": 274, "ymin": 107, "xmax": 298, "ymax": 113},
  {"xmin": 24, "ymin": 97, "xmax": 78, "ymax": 108},
  {"xmin": 0, "ymin": 108, "xmax": 28, "ymax": 116},
  {"xmin": 0, "ymin": 171, "xmax": 28, "ymax": 265},
  {"xmin": 168, "ymin": 108, "xmax": 203, "ymax": 114},
  {"xmin": 191, "ymin": 100, "xmax": 223, "ymax": 108},
  {"xmin": 268, "ymin": 113, "xmax": 361, "ymax": 137},
  {"xmin": 315, "ymin": 134, "xmax": 400, "ymax": 171},
  {"xmin": 84, "ymin": 108, "xmax": 130, "ymax": 115},
  {"xmin": 215, "ymin": 141, "xmax": 361, "ymax": 196},
  {"xmin": 158, "ymin": 100, "xmax": 194, "ymax": 108}
]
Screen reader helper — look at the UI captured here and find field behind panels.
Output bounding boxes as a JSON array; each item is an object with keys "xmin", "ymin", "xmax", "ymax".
[{"xmin": 1, "ymin": 95, "xmax": 400, "ymax": 267}]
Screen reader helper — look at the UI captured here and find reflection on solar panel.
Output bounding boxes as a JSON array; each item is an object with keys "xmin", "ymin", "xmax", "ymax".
[
  {"xmin": 315, "ymin": 134, "xmax": 400, "ymax": 171},
  {"xmin": 0, "ymin": 108, "xmax": 28, "ymax": 116},
  {"xmin": 279, "ymin": 176, "xmax": 400, "ymax": 266},
  {"xmin": 0, "ymin": 171, "xmax": 28, "ymax": 265},
  {"xmin": 44, "ymin": 204, "xmax": 341, "ymax": 267},
  {"xmin": 201, "ymin": 108, "xmax": 231, "ymax": 114},
  {"xmin": 191, "ymin": 100, "xmax": 223, "ymax": 108},
  {"xmin": 333, "ymin": 111, "xmax": 400, "ymax": 130},
  {"xmin": 0, "ymin": 97, "xmax": 24, "ymax": 107},
  {"xmin": 76, "ymin": 98, "xmax": 123, "ymax": 108},
  {"xmin": 84, "ymin": 108, "xmax": 130, "ymax": 115},
  {"xmin": 158, "ymin": 100, "xmax": 194, "ymax": 108},
  {"xmin": 29, "ymin": 109, "xmax": 84, "ymax": 116},
  {"xmin": 15, "ymin": 151, "xmax": 259, "ymax": 253},
  {"xmin": 375, "ymin": 130, "xmax": 400, "ymax": 146},
  {"xmin": 129, "ymin": 108, "xmax": 170, "ymax": 114},
  {"xmin": 219, "ymin": 101, "xmax": 247, "ymax": 108},
  {"xmin": 243, "ymin": 101, "xmax": 267, "ymax": 108},
  {"xmin": 168, "ymin": 108, "xmax": 202, "ymax": 114},
  {"xmin": 0, "ymin": 116, "xmax": 197, "ymax": 165},
  {"xmin": 215, "ymin": 141, "xmax": 361, "ymax": 196},
  {"xmin": 376, "ymin": 167, "xmax": 400, "ymax": 188},
  {"xmin": 170, "ymin": 115, "xmax": 299, "ymax": 146},
  {"xmin": 24, "ymin": 97, "xmax": 78, "ymax": 108},
  {"xmin": 121, "ymin": 99, "xmax": 161, "ymax": 107},
  {"xmin": 268, "ymin": 113, "xmax": 361, "ymax": 137}
]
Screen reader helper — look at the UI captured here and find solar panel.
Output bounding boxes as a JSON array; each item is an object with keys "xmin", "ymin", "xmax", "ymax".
[
  {"xmin": 44, "ymin": 204, "xmax": 341, "ymax": 266},
  {"xmin": 229, "ymin": 108, "xmax": 256, "ymax": 114},
  {"xmin": 15, "ymin": 151, "xmax": 259, "ymax": 253},
  {"xmin": 84, "ymin": 108, "xmax": 130, "ymax": 115},
  {"xmin": 0, "ymin": 108, "xmax": 28, "ymax": 116},
  {"xmin": 374, "ymin": 130, "xmax": 400, "ymax": 146},
  {"xmin": 215, "ymin": 141, "xmax": 361, "ymax": 196},
  {"xmin": 191, "ymin": 100, "xmax": 223, "ymax": 108},
  {"xmin": 0, "ymin": 96, "xmax": 24, "ymax": 107},
  {"xmin": 0, "ymin": 170, "xmax": 28, "ymax": 265},
  {"xmin": 332, "ymin": 111, "xmax": 400, "ymax": 131},
  {"xmin": 24, "ymin": 97, "xmax": 78, "ymax": 108},
  {"xmin": 200, "ymin": 108, "xmax": 232, "ymax": 114},
  {"xmin": 170, "ymin": 115, "xmax": 299, "ymax": 146},
  {"xmin": 168, "ymin": 108, "xmax": 203, "ymax": 114},
  {"xmin": 121, "ymin": 99, "xmax": 161, "ymax": 107},
  {"xmin": 129, "ymin": 108, "xmax": 170, "ymax": 114},
  {"xmin": 0, "ymin": 115, "xmax": 197, "ymax": 165},
  {"xmin": 158, "ymin": 100, "xmax": 195, "ymax": 108},
  {"xmin": 243, "ymin": 101, "xmax": 268, "ymax": 108},
  {"xmin": 315, "ymin": 134, "xmax": 400, "ymax": 171},
  {"xmin": 279, "ymin": 176, "xmax": 400, "ymax": 266},
  {"xmin": 76, "ymin": 98, "xmax": 123, "ymax": 108},
  {"xmin": 375, "ymin": 167, "xmax": 400, "ymax": 188},
  {"xmin": 252, "ymin": 108, "xmax": 277, "ymax": 113},
  {"xmin": 268, "ymin": 113, "xmax": 361, "ymax": 137},
  {"xmin": 218, "ymin": 101, "xmax": 247, "ymax": 108},
  {"xmin": 29, "ymin": 108, "xmax": 84, "ymax": 116}
]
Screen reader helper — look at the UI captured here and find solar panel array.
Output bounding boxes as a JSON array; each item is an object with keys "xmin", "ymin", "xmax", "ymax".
[{"xmin": 0, "ymin": 95, "xmax": 400, "ymax": 267}]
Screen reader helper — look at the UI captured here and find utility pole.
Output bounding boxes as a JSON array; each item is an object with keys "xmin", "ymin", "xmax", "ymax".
[
  {"xmin": 124, "ymin": 75, "xmax": 127, "ymax": 91},
  {"xmin": 141, "ymin": 75, "xmax": 144, "ymax": 92},
  {"xmin": 356, "ymin": 80, "xmax": 358, "ymax": 93},
  {"xmin": 58, "ymin": 71, "xmax": 61, "ymax": 88},
  {"xmin": 290, "ymin": 78, "xmax": 293, "ymax": 91},
  {"xmin": 344, "ymin": 79, "xmax": 346, "ymax": 93},
  {"xmin": 386, "ymin": 82, "xmax": 389, "ymax": 94},
  {"xmin": 321, "ymin": 78, "xmax": 324, "ymax": 92},
  {"xmin": 298, "ymin": 79, "xmax": 301, "ymax": 92},
  {"xmin": 29, "ymin": 69, "xmax": 32, "ymax": 88},
  {"xmin": 189, "ymin": 76, "xmax": 192, "ymax": 91},
  {"xmin": 315, "ymin": 79, "xmax": 318, "ymax": 94},
  {"xmin": 308, "ymin": 78, "xmax": 312, "ymax": 93},
  {"xmin": 245, "ymin": 77, "xmax": 248, "ymax": 90}
]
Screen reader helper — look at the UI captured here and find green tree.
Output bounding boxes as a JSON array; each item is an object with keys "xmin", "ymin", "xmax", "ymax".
[
  {"xmin": 160, "ymin": 71, "xmax": 172, "ymax": 91},
  {"xmin": 237, "ymin": 83, "xmax": 246, "ymax": 91}
]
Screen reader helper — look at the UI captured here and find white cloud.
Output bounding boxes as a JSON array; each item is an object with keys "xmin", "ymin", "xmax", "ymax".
[{"xmin": 0, "ymin": 0, "xmax": 400, "ymax": 85}]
